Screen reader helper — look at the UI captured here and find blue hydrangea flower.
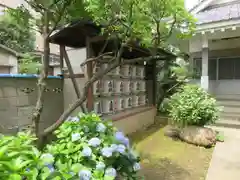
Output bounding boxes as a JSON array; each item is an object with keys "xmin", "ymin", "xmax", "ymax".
[
  {"xmin": 40, "ymin": 153, "xmax": 54, "ymax": 164},
  {"xmin": 66, "ymin": 116, "xmax": 73, "ymax": 122},
  {"xmin": 115, "ymin": 132, "xmax": 130, "ymax": 147},
  {"xmin": 123, "ymin": 137, "xmax": 130, "ymax": 147},
  {"xmin": 96, "ymin": 161, "xmax": 106, "ymax": 170},
  {"xmin": 105, "ymin": 167, "xmax": 117, "ymax": 178},
  {"xmin": 71, "ymin": 133, "xmax": 81, "ymax": 142},
  {"xmin": 82, "ymin": 147, "xmax": 92, "ymax": 157},
  {"xmin": 88, "ymin": 137, "xmax": 101, "ymax": 147},
  {"xmin": 116, "ymin": 144, "xmax": 126, "ymax": 154},
  {"xmin": 115, "ymin": 131, "xmax": 125, "ymax": 141},
  {"xmin": 101, "ymin": 147, "xmax": 113, "ymax": 157},
  {"xmin": 110, "ymin": 144, "xmax": 118, "ymax": 152},
  {"xmin": 133, "ymin": 162, "xmax": 141, "ymax": 171},
  {"xmin": 78, "ymin": 169, "xmax": 91, "ymax": 180},
  {"xmin": 66, "ymin": 116, "xmax": 79, "ymax": 122},
  {"xmin": 71, "ymin": 116, "xmax": 80, "ymax": 122},
  {"xmin": 46, "ymin": 164, "xmax": 55, "ymax": 173},
  {"xmin": 96, "ymin": 123, "xmax": 106, "ymax": 133}
]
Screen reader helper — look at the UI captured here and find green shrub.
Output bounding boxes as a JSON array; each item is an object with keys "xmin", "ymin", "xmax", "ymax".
[
  {"xmin": 0, "ymin": 131, "xmax": 42, "ymax": 180},
  {"xmin": 0, "ymin": 113, "xmax": 141, "ymax": 180},
  {"xmin": 168, "ymin": 84, "xmax": 221, "ymax": 127}
]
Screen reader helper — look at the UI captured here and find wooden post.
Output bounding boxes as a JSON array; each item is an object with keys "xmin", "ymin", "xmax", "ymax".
[
  {"xmin": 59, "ymin": 45, "xmax": 64, "ymax": 76},
  {"xmin": 62, "ymin": 46, "xmax": 85, "ymax": 112},
  {"xmin": 86, "ymin": 37, "xmax": 94, "ymax": 112},
  {"xmin": 152, "ymin": 60, "xmax": 157, "ymax": 106}
]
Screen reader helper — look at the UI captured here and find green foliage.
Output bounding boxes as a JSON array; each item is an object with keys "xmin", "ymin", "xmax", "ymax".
[
  {"xmin": 0, "ymin": 132, "xmax": 41, "ymax": 180},
  {"xmin": 19, "ymin": 53, "xmax": 41, "ymax": 74},
  {"xmin": 0, "ymin": 113, "xmax": 141, "ymax": 179},
  {"xmin": 84, "ymin": 0, "xmax": 195, "ymax": 47},
  {"xmin": 168, "ymin": 84, "xmax": 221, "ymax": 127},
  {"xmin": 157, "ymin": 58, "xmax": 191, "ymax": 114},
  {"xmin": 9, "ymin": 0, "xmax": 90, "ymax": 35},
  {"xmin": 0, "ymin": 7, "xmax": 35, "ymax": 52},
  {"xmin": 216, "ymin": 131, "xmax": 224, "ymax": 142}
]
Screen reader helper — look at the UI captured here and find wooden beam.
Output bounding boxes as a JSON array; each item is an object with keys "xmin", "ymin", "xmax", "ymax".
[
  {"xmin": 88, "ymin": 35, "xmax": 107, "ymax": 43},
  {"xmin": 62, "ymin": 46, "xmax": 85, "ymax": 112},
  {"xmin": 86, "ymin": 37, "xmax": 94, "ymax": 112},
  {"xmin": 59, "ymin": 45, "xmax": 64, "ymax": 75},
  {"xmin": 152, "ymin": 60, "xmax": 157, "ymax": 105}
]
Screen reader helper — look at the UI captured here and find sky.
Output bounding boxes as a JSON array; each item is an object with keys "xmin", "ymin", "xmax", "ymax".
[{"xmin": 185, "ymin": 0, "xmax": 201, "ymax": 10}]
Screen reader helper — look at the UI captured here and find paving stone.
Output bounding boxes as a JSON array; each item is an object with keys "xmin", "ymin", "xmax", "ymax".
[{"xmin": 205, "ymin": 127, "xmax": 240, "ymax": 180}]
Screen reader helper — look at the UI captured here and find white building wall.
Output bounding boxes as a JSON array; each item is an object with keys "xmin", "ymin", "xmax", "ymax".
[
  {"xmin": 65, "ymin": 48, "xmax": 86, "ymax": 74},
  {"xmin": 190, "ymin": 37, "xmax": 240, "ymax": 53},
  {"xmin": 9, "ymin": 54, "xmax": 18, "ymax": 74},
  {"xmin": 0, "ymin": 49, "xmax": 18, "ymax": 74}
]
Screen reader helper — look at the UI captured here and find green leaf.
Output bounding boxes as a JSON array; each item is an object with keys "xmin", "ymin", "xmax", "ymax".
[
  {"xmin": 8, "ymin": 174, "xmax": 22, "ymax": 180},
  {"xmin": 216, "ymin": 132, "xmax": 224, "ymax": 142},
  {"xmin": 46, "ymin": 172, "xmax": 64, "ymax": 180},
  {"xmin": 0, "ymin": 145, "xmax": 9, "ymax": 159},
  {"xmin": 71, "ymin": 163, "xmax": 84, "ymax": 173}
]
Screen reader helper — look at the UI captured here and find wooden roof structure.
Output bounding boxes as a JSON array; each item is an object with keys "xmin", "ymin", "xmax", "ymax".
[
  {"xmin": 49, "ymin": 20, "xmax": 177, "ymax": 60},
  {"xmin": 49, "ymin": 20, "xmax": 180, "ymax": 112}
]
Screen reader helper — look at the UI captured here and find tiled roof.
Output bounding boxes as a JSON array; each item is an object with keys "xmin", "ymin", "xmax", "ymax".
[
  {"xmin": 188, "ymin": 0, "xmax": 207, "ymax": 12},
  {"xmin": 195, "ymin": 2, "xmax": 240, "ymax": 24}
]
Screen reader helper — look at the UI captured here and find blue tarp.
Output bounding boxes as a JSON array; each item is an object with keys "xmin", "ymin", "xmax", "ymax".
[{"xmin": 0, "ymin": 74, "xmax": 62, "ymax": 79}]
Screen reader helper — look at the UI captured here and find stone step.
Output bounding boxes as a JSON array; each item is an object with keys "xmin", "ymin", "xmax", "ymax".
[
  {"xmin": 214, "ymin": 119, "xmax": 240, "ymax": 129},
  {"xmin": 216, "ymin": 94, "xmax": 240, "ymax": 101},
  {"xmin": 220, "ymin": 112, "xmax": 240, "ymax": 120},
  {"xmin": 217, "ymin": 100, "xmax": 240, "ymax": 107},
  {"xmin": 222, "ymin": 106, "xmax": 240, "ymax": 113}
]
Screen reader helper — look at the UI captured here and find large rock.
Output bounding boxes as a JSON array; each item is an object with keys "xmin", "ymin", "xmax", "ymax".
[{"xmin": 164, "ymin": 125, "xmax": 217, "ymax": 147}]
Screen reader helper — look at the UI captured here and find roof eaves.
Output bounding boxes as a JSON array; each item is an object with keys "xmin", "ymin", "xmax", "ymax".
[{"xmin": 189, "ymin": 0, "xmax": 215, "ymax": 14}]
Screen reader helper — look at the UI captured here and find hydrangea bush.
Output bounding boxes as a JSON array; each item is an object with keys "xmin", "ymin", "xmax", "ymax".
[
  {"xmin": 0, "ymin": 113, "xmax": 141, "ymax": 180},
  {"xmin": 168, "ymin": 84, "xmax": 221, "ymax": 127}
]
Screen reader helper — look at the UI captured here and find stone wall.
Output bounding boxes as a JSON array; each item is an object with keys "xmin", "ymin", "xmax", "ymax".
[
  {"xmin": 112, "ymin": 107, "xmax": 156, "ymax": 135},
  {"xmin": 0, "ymin": 75, "xmax": 156, "ymax": 136},
  {"xmin": 0, "ymin": 76, "xmax": 63, "ymax": 134}
]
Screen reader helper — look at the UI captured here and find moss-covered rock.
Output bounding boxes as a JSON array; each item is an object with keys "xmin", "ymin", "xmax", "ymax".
[{"xmin": 164, "ymin": 125, "xmax": 217, "ymax": 147}]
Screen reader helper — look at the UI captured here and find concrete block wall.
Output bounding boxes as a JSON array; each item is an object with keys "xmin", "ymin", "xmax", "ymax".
[{"xmin": 0, "ymin": 77, "xmax": 63, "ymax": 134}]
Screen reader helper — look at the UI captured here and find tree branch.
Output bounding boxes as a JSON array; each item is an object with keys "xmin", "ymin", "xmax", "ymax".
[
  {"xmin": 24, "ymin": 0, "xmax": 45, "ymax": 14},
  {"xmin": 80, "ymin": 52, "xmax": 114, "ymax": 67},
  {"xmin": 32, "ymin": 10, "xmax": 50, "ymax": 136},
  {"xmin": 42, "ymin": 43, "xmax": 126, "ymax": 136},
  {"xmin": 160, "ymin": 15, "xmax": 177, "ymax": 42},
  {"xmin": 48, "ymin": 0, "xmax": 73, "ymax": 37}
]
